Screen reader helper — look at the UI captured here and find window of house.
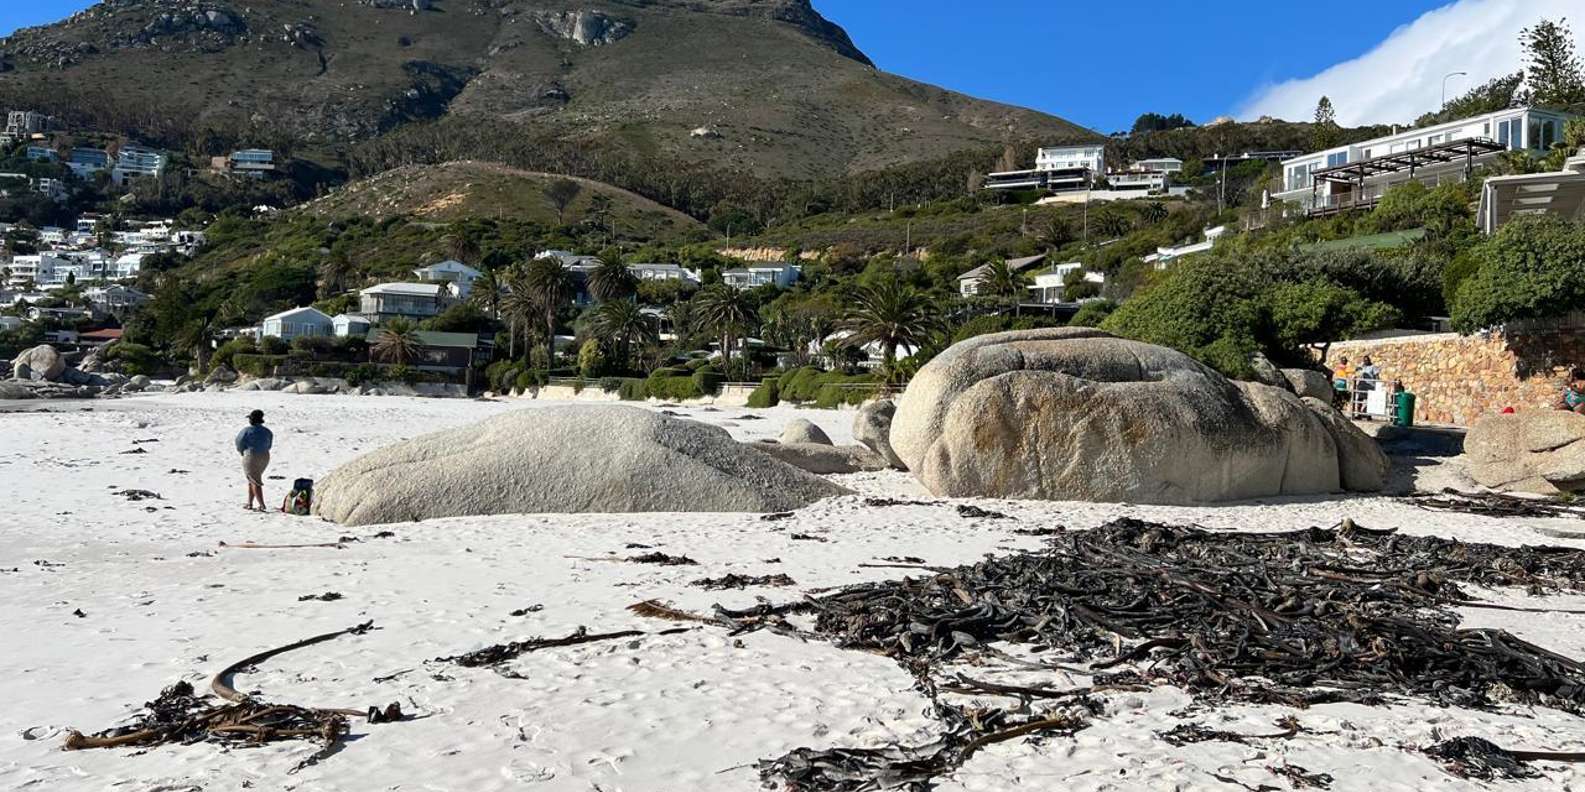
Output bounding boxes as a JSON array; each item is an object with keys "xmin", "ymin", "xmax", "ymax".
[{"xmin": 1326, "ymin": 152, "xmax": 1348, "ymax": 167}]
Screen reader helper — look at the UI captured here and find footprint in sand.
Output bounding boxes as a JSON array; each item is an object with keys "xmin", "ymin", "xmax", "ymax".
[
  {"xmin": 502, "ymin": 761, "xmax": 556, "ymax": 782},
  {"xmin": 19, "ymin": 726, "xmax": 61, "ymax": 741}
]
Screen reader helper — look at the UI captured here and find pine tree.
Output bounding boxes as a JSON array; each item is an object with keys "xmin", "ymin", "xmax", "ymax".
[
  {"xmin": 1520, "ymin": 18, "xmax": 1585, "ymax": 107},
  {"xmin": 1312, "ymin": 97, "xmax": 1341, "ymax": 150}
]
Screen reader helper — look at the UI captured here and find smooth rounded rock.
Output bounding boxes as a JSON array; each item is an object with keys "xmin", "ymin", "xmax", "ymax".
[{"xmin": 314, "ymin": 405, "xmax": 851, "ymax": 526}]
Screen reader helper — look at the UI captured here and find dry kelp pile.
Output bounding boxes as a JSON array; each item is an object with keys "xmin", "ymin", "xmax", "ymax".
[
  {"xmin": 64, "ymin": 622, "xmax": 396, "ymax": 772},
  {"xmin": 1406, "ymin": 488, "xmax": 1585, "ymax": 520},
  {"xmin": 756, "ymin": 518, "xmax": 1585, "ymax": 790}
]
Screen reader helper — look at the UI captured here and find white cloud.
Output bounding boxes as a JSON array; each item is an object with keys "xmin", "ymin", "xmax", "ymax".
[{"xmin": 1237, "ymin": 0, "xmax": 1580, "ymax": 126}]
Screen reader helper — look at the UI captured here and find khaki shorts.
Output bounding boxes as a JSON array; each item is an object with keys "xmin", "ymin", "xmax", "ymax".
[{"xmin": 242, "ymin": 451, "xmax": 270, "ymax": 486}]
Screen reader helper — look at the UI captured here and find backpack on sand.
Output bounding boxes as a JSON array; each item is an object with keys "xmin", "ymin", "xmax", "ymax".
[{"xmin": 283, "ymin": 478, "xmax": 313, "ymax": 516}]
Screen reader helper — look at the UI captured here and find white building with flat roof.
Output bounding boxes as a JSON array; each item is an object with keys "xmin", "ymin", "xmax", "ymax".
[
  {"xmin": 722, "ymin": 263, "xmax": 801, "ymax": 290},
  {"xmin": 111, "ymin": 145, "xmax": 167, "ymax": 185},
  {"xmin": 1036, "ymin": 145, "xmax": 1106, "ymax": 173},
  {"xmin": 1274, "ymin": 106, "xmax": 1576, "ymax": 216}
]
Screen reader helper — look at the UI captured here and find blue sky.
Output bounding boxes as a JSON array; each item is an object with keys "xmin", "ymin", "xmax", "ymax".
[{"xmin": 2, "ymin": 0, "xmax": 1568, "ymax": 131}]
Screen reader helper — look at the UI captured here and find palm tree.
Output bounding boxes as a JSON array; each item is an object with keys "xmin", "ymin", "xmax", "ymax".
[
  {"xmin": 1141, "ymin": 202, "xmax": 1169, "ymax": 225},
  {"xmin": 587, "ymin": 252, "xmax": 637, "ymax": 303},
  {"xmin": 500, "ymin": 266, "xmax": 538, "ymax": 359},
  {"xmin": 1093, "ymin": 210, "xmax": 1133, "ymax": 239},
  {"xmin": 519, "ymin": 257, "xmax": 575, "ymax": 369},
  {"xmin": 442, "ymin": 233, "xmax": 481, "ymax": 265},
  {"xmin": 319, "ymin": 253, "xmax": 354, "ymax": 299},
  {"xmin": 840, "ymin": 279, "xmax": 939, "ymax": 375},
  {"xmin": 372, "ymin": 318, "xmax": 422, "ymax": 365},
  {"xmin": 468, "ymin": 266, "xmax": 505, "ymax": 319},
  {"xmin": 980, "ymin": 259, "xmax": 1027, "ymax": 316},
  {"xmin": 693, "ymin": 284, "xmax": 758, "ymax": 372},
  {"xmin": 592, "ymin": 300, "xmax": 657, "ymax": 372}
]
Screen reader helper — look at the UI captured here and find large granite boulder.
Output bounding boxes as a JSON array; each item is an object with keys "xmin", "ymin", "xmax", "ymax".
[
  {"xmin": 11, "ymin": 345, "xmax": 64, "ymax": 382},
  {"xmin": 778, "ymin": 418, "xmax": 831, "ymax": 445},
  {"xmin": 749, "ymin": 441, "xmax": 889, "ymax": 474},
  {"xmin": 890, "ymin": 329, "xmax": 1383, "ymax": 504},
  {"xmin": 314, "ymin": 405, "xmax": 851, "ymax": 526},
  {"xmin": 1284, "ymin": 369, "xmax": 1336, "ymax": 402},
  {"xmin": 1466, "ymin": 411, "xmax": 1585, "ymax": 494},
  {"xmin": 853, "ymin": 399, "xmax": 905, "ymax": 470},
  {"xmin": 205, "ymin": 365, "xmax": 239, "ymax": 385},
  {"xmin": 1301, "ymin": 396, "xmax": 1390, "ymax": 491}
]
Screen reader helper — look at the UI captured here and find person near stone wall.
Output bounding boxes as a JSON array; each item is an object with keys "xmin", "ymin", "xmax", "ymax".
[{"xmin": 1558, "ymin": 368, "xmax": 1585, "ymax": 414}]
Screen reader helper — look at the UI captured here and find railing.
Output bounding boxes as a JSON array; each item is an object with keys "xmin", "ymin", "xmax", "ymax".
[{"xmin": 1333, "ymin": 377, "xmax": 1402, "ymax": 420}]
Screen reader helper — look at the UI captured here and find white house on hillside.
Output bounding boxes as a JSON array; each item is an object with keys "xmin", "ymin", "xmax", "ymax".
[
  {"xmin": 1028, "ymin": 263, "xmax": 1104, "ymax": 305},
  {"xmin": 261, "ymin": 306, "xmax": 334, "ymax": 341},
  {"xmin": 723, "ymin": 263, "xmax": 801, "ymax": 290},
  {"xmin": 628, "ymin": 263, "xmax": 701, "ymax": 284},
  {"xmin": 413, "ymin": 259, "xmax": 482, "ymax": 298},
  {"xmin": 986, "ymin": 145, "xmax": 1106, "ymax": 192},
  {"xmin": 359, "ymin": 283, "xmax": 452, "ymax": 322},
  {"xmin": 1144, "ymin": 225, "xmax": 1227, "ymax": 269},
  {"xmin": 333, "ymin": 313, "xmax": 372, "ymax": 338},
  {"xmin": 1273, "ymin": 106, "xmax": 1577, "ymax": 216},
  {"xmin": 958, "ymin": 253, "xmax": 1047, "ymax": 298},
  {"xmin": 1133, "ymin": 157, "xmax": 1185, "ymax": 173},
  {"xmin": 1477, "ymin": 148, "xmax": 1585, "ymax": 233}
]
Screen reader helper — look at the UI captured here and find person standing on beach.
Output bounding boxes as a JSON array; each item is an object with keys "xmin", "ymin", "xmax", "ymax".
[{"xmin": 236, "ymin": 409, "xmax": 274, "ymax": 512}]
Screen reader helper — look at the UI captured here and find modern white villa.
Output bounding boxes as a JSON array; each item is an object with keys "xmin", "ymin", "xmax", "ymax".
[
  {"xmin": 1027, "ymin": 263, "xmax": 1105, "ymax": 305},
  {"xmin": 629, "ymin": 262, "xmax": 702, "ymax": 283},
  {"xmin": 110, "ymin": 145, "xmax": 167, "ymax": 185},
  {"xmin": 1273, "ymin": 106, "xmax": 1577, "ymax": 215},
  {"xmin": 985, "ymin": 145, "xmax": 1106, "ymax": 192},
  {"xmin": 260, "ymin": 306, "xmax": 334, "ymax": 341},
  {"xmin": 723, "ymin": 263, "xmax": 801, "ymax": 290},
  {"xmin": 1144, "ymin": 225, "xmax": 1228, "ymax": 269}
]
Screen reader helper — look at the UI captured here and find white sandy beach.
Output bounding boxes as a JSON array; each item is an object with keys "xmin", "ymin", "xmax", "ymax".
[{"xmin": 3, "ymin": 391, "xmax": 1585, "ymax": 791}]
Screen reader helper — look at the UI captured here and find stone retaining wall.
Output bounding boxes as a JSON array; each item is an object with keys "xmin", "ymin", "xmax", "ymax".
[{"xmin": 1329, "ymin": 328, "xmax": 1585, "ymax": 426}]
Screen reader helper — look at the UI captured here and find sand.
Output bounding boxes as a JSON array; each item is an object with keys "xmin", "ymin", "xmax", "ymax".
[{"xmin": 2, "ymin": 391, "xmax": 1584, "ymax": 791}]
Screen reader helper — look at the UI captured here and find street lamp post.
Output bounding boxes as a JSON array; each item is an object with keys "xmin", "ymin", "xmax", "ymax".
[{"xmin": 1442, "ymin": 71, "xmax": 1468, "ymax": 110}]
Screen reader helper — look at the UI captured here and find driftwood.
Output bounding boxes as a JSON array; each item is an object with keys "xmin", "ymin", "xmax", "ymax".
[{"xmin": 1406, "ymin": 489, "xmax": 1585, "ymax": 520}]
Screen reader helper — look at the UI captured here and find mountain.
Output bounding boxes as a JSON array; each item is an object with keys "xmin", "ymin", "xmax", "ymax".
[{"xmin": 0, "ymin": 0, "xmax": 1096, "ymax": 178}]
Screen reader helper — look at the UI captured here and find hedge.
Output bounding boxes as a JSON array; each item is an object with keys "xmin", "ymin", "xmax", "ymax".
[
  {"xmin": 690, "ymin": 366, "xmax": 724, "ymax": 396},
  {"xmin": 617, "ymin": 378, "xmax": 648, "ymax": 401},
  {"xmin": 746, "ymin": 378, "xmax": 779, "ymax": 408},
  {"xmin": 231, "ymin": 354, "xmax": 446, "ymax": 384},
  {"xmin": 647, "ymin": 375, "xmax": 705, "ymax": 401},
  {"xmin": 776, "ymin": 366, "xmax": 880, "ymax": 405}
]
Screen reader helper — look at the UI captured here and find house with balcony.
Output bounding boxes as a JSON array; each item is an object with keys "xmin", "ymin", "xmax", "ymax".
[
  {"xmin": 111, "ymin": 145, "xmax": 167, "ymax": 185},
  {"xmin": 83, "ymin": 284, "xmax": 149, "ymax": 312},
  {"xmin": 359, "ymin": 282, "xmax": 453, "ymax": 322},
  {"xmin": 985, "ymin": 144, "xmax": 1106, "ymax": 193},
  {"xmin": 213, "ymin": 149, "xmax": 278, "ymax": 178},
  {"xmin": 1027, "ymin": 263, "xmax": 1105, "ymax": 305},
  {"xmin": 1144, "ymin": 225, "xmax": 1227, "ymax": 269},
  {"xmin": 260, "ymin": 306, "xmax": 334, "ymax": 341},
  {"xmin": 1106, "ymin": 170, "xmax": 1169, "ymax": 194},
  {"xmin": 1273, "ymin": 106, "xmax": 1577, "ymax": 216},
  {"xmin": 722, "ymin": 263, "xmax": 801, "ymax": 290},
  {"xmin": 628, "ymin": 262, "xmax": 701, "ymax": 284},
  {"xmin": 66, "ymin": 148, "xmax": 114, "ymax": 180},
  {"xmin": 1133, "ymin": 157, "xmax": 1185, "ymax": 173},
  {"xmin": 413, "ymin": 259, "xmax": 482, "ymax": 298}
]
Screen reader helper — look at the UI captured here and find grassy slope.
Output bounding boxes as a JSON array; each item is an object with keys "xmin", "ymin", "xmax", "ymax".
[{"xmin": 300, "ymin": 161, "xmax": 707, "ymax": 241}]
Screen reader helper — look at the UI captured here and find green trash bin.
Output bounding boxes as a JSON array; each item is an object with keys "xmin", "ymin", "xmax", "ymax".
[{"xmin": 1393, "ymin": 391, "xmax": 1416, "ymax": 427}]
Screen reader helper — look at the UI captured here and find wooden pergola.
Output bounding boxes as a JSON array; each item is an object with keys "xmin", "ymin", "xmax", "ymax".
[{"xmin": 1311, "ymin": 137, "xmax": 1506, "ymax": 189}]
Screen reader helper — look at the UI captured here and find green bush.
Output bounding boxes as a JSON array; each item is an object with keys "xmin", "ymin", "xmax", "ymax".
[
  {"xmin": 103, "ymin": 341, "xmax": 161, "ymax": 376},
  {"xmin": 514, "ymin": 370, "xmax": 535, "ymax": 393},
  {"xmin": 815, "ymin": 381, "xmax": 875, "ymax": 409},
  {"xmin": 746, "ymin": 378, "xmax": 779, "ymax": 408},
  {"xmin": 776, "ymin": 366, "xmax": 826, "ymax": 403},
  {"xmin": 258, "ymin": 336, "xmax": 288, "ymax": 355},
  {"xmin": 577, "ymin": 339, "xmax": 606, "ymax": 380},
  {"xmin": 1452, "ymin": 216, "xmax": 1585, "ymax": 333},
  {"xmin": 691, "ymin": 366, "xmax": 724, "ymax": 396},
  {"xmin": 646, "ymin": 375, "xmax": 705, "ymax": 401},
  {"xmin": 617, "ymin": 378, "xmax": 649, "ymax": 401},
  {"xmin": 950, "ymin": 315, "xmax": 1012, "ymax": 344},
  {"xmin": 599, "ymin": 376, "xmax": 625, "ymax": 393},
  {"xmin": 210, "ymin": 337, "xmax": 257, "ymax": 374},
  {"xmin": 290, "ymin": 335, "xmax": 338, "ymax": 357},
  {"xmin": 232, "ymin": 353, "xmax": 288, "ymax": 378},
  {"xmin": 1068, "ymin": 299, "xmax": 1119, "ymax": 328},
  {"xmin": 776, "ymin": 367, "xmax": 878, "ymax": 404}
]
